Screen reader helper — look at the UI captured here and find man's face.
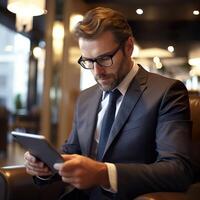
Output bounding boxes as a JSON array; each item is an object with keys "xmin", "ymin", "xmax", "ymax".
[{"xmin": 78, "ymin": 31, "xmax": 133, "ymax": 91}]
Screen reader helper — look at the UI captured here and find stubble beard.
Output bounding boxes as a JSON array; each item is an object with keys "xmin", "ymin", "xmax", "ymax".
[
  {"xmin": 95, "ymin": 74, "xmax": 119, "ymax": 91},
  {"xmin": 95, "ymin": 55, "xmax": 129, "ymax": 91}
]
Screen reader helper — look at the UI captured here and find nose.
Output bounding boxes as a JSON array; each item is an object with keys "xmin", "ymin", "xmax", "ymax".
[{"xmin": 93, "ymin": 62, "xmax": 104, "ymax": 74}]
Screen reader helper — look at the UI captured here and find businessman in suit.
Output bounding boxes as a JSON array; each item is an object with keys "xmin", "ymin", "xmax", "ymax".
[{"xmin": 24, "ymin": 7, "xmax": 193, "ymax": 200}]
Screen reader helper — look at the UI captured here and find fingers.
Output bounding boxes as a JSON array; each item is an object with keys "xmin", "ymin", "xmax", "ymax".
[
  {"xmin": 54, "ymin": 162, "xmax": 74, "ymax": 177},
  {"xmin": 26, "ymin": 164, "xmax": 52, "ymax": 176},
  {"xmin": 24, "ymin": 151, "xmax": 43, "ymax": 169},
  {"xmin": 54, "ymin": 154, "xmax": 92, "ymax": 189},
  {"xmin": 62, "ymin": 154, "xmax": 76, "ymax": 160},
  {"xmin": 54, "ymin": 155, "xmax": 81, "ymax": 181},
  {"xmin": 54, "ymin": 156, "xmax": 80, "ymax": 176},
  {"xmin": 24, "ymin": 151, "xmax": 52, "ymax": 176},
  {"xmin": 24, "ymin": 151, "xmax": 36, "ymax": 163}
]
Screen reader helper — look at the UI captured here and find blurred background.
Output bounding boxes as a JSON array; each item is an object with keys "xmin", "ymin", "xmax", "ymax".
[{"xmin": 0, "ymin": 0, "xmax": 199, "ymax": 164}]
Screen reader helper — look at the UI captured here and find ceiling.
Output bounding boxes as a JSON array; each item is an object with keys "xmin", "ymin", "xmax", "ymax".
[
  {"xmin": 84, "ymin": 0, "xmax": 200, "ymax": 57},
  {"xmin": 0, "ymin": 0, "xmax": 200, "ymax": 73}
]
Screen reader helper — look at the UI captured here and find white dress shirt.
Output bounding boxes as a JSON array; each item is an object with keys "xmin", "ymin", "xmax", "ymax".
[{"xmin": 94, "ymin": 63, "xmax": 139, "ymax": 192}]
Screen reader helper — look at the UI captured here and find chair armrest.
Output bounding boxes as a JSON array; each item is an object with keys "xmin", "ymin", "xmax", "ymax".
[
  {"xmin": 0, "ymin": 165, "xmax": 65, "ymax": 200},
  {"xmin": 134, "ymin": 182, "xmax": 200, "ymax": 200},
  {"xmin": 134, "ymin": 192, "xmax": 187, "ymax": 200}
]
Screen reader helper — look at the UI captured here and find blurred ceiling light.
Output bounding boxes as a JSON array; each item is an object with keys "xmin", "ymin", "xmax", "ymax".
[
  {"xmin": 193, "ymin": 10, "xmax": 199, "ymax": 15},
  {"xmin": 4, "ymin": 45, "xmax": 13, "ymax": 52},
  {"xmin": 167, "ymin": 46, "xmax": 174, "ymax": 53},
  {"xmin": 155, "ymin": 62, "xmax": 163, "ymax": 69},
  {"xmin": 7, "ymin": 0, "xmax": 47, "ymax": 32},
  {"xmin": 137, "ymin": 48, "xmax": 173, "ymax": 58},
  {"xmin": 70, "ymin": 14, "xmax": 83, "ymax": 32},
  {"xmin": 153, "ymin": 56, "xmax": 160, "ymax": 63},
  {"xmin": 136, "ymin": 8, "xmax": 143, "ymax": 15},
  {"xmin": 153, "ymin": 56, "xmax": 163, "ymax": 69},
  {"xmin": 33, "ymin": 46, "xmax": 42, "ymax": 59}
]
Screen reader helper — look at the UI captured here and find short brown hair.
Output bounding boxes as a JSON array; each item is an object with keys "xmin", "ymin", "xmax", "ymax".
[{"xmin": 74, "ymin": 7, "xmax": 133, "ymax": 44}]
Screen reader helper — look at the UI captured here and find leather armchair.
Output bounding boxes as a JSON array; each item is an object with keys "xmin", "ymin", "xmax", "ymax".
[
  {"xmin": 0, "ymin": 165, "xmax": 65, "ymax": 200},
  {"xmin": 0, "ymin": 96, "xmax": 200, "ymax": 200},
  {"xmin": 135, "ymin": 96, "xmax": 200, "ymax": 200}
]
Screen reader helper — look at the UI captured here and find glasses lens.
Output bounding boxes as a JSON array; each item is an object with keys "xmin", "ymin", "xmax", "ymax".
[
  {"xmin": 81, "ymin": 60, "xmax": 93, "ymax": 69},
  {"xmin": 96, "ymin": 56, "xmax": 113, "ymax": 67}
]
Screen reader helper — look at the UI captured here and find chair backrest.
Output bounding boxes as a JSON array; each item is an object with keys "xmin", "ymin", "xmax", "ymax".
[{"xmin": 189, "ymin": 96, "xmax": 200, "ymax": 181}]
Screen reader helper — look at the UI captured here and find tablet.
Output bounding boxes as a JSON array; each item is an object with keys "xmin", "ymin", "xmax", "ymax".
[{"xmin": 11, "ymin": 131, "xmax": 64, "ymax": 173}]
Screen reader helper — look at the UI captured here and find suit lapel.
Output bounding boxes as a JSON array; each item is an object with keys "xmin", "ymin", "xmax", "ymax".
[
  {"xmin": 102, "ymin": 66, "xmax": 148, "ymax": 159},
  {"xmin": 79, "ymin": 86, "xmax": 102, "ymax": 156}
]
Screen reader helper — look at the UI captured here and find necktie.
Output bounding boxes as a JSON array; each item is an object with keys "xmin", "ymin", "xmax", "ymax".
[{"xmin": 97, "ymin": 89, "xmax": 121, "ymax": 160}]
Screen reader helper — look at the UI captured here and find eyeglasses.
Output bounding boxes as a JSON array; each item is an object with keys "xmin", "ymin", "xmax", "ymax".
[{"xmin": 78, "ymin": 44, "xmax": 122, "ymax": 69}]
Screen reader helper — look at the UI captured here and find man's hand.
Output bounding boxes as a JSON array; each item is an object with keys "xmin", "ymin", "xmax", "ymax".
[
  {"xmin": 24, "ymin": 151, "xmax": 53, "ymax": 177},
  {"xmin": 54, "ymin": 154, "xmax": 109, "ymax": 189}
]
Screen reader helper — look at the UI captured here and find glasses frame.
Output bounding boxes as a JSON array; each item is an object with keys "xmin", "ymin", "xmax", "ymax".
[{"xmin": 78, "ymin": 43, "xmax": 122, "ymax": 69}]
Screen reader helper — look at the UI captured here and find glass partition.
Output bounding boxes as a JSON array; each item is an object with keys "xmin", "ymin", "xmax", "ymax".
[{"xmin": 0, "ymin": 23, "xmax": 30, "ymax": 113}]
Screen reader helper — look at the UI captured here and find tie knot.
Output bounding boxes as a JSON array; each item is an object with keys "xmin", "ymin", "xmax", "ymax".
[{"xmin": 109, "ymin": 89, "xmax": 121, "ymax": 103}]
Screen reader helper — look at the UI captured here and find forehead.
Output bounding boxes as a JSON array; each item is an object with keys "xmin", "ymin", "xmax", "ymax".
[{"xmin": 78, "ymin": 31, "xmax": 118, "ymax": 58}]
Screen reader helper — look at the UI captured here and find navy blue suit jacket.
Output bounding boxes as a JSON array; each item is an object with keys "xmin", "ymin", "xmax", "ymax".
[
  {"xmin": 35, "ymin": 66, "xmax": 193, "ymax": 200},
  {"xmin": 61, "ymin": 66, "xmax": 193, "ymax": 199}
]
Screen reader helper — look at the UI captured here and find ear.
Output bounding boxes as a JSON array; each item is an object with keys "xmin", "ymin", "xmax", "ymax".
[{"xmin": 125, "ymin": 37, "xmax": 134, "ymax": 56}]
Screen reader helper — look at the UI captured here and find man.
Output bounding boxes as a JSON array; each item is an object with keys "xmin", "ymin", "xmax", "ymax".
[{"xmin": 24, "ymin": 7, "xmax": 193, "ymax": 200}]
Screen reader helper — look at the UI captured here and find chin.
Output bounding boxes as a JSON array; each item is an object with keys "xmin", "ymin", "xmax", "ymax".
[
  {"xmin": 98, "ymin": 83, "xmax": 115, "ymax": 92},
  {"xmin": 97, "ymin": 78, "xmax": 118, "ymax": 91}
]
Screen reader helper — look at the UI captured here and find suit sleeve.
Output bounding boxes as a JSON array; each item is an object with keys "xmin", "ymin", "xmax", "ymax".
[{"xmin": 116, "ymin": 80, "xmax": 194, "ymax": 199}]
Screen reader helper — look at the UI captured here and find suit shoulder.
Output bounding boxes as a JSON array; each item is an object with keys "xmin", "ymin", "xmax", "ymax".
[
  {"xmin": 80, "ymin": 84, "xmax": 99, "ymax": 96},
  {"xmin": 77, "ymin": 84, "xmax": 100, "ymax": 102},
  {"xmin": 147, "ymin": 71, "xmax": 187, "ymax": 91}
]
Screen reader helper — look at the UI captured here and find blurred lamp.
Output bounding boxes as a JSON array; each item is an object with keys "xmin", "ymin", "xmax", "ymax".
[
  {"xmin": 188, "ymin": 47, "xmax": 200, "ymax": 67},
  {"xmin": 136, "ymin": 8, "xmax": 143, "ymax": 15},
  {"xmin": 7, "ymin": 0, "xmax": 47, "ymax": 32},
  {"xmin": 167, "ymin": 45, "xmax": 174, "ymax": 53},
  {"xmin": 33, "ymin": 46, "xmax": 42, "ymax": 59},
  {"xmin": 189, "ymin": 58, "xmax": 200, "ymax": 67},
  {"xmin": 52, "ymin": 21, "xmax": 64, "ymax": 63}
]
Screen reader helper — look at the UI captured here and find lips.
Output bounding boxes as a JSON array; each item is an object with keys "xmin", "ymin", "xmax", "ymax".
[
  {"xmin": 95, "ymin": 74, "xmax": 113, "ymax": 87},
  {"xmin": 96, "ymin": 74, "xmax": 109, "ymax": 80},
  {"xmin": 97, "ymin": 76, "xmax": 109, "ymax": 83},
  {"xmin": 98, "ymin": 77, "xmax": 112, "ymax": 87}
]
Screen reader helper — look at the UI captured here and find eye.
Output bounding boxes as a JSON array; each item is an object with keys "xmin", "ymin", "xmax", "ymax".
[
  {"xmin": 97, "ymin": 56, "xmax": 111, "ymax": 62},
  {"xmin": 81, "ymin": 58, "xmax": 92, "ymax": 63}
]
